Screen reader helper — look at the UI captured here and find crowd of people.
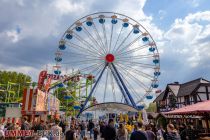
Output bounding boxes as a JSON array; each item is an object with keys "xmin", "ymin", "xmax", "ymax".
[{"xmin": 0, "ymin": 116, "xmax": 201, "ymax": 140}]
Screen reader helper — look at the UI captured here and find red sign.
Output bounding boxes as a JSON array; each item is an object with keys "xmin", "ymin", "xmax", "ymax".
[
  {"xmin": 5, "ymin": 130, "xmax": 34, "ymax": 137},
  {"xmin": 155, "ymin": 89, "xmax": 162, "ymax": 93},
  {"xmin": 36, "ymin": 90, "xmax": 47, "ymax": 111},
  {"xmin": 38, "ymin": 71, "xmax": 47, "ymax": 90},
  {"xmin": 45, "ymin": 77, "xmax": 52, "ymax": 92}
]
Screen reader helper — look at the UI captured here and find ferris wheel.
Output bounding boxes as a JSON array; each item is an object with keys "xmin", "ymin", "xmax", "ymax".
[{"xmin": 54, "ymin": 12, "xmax": 160, "ymax": 117}]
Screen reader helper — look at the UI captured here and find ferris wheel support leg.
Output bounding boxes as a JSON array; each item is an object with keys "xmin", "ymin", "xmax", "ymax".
[
  {"xmin": 111, "ymin": 63, "xmax": 137, "ymax": 109},
  {"xmin": 109, "ymin": 65, "xmax": 130, "ymax": 105},
  {"xmin": 76, "ymin": 63, "xmax": 108, "ymax": 118}
]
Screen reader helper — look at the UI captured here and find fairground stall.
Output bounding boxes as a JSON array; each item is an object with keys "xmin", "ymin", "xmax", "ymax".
[
  {"xmin": 165, "ymin": 100, "xmax": 210, "ymax": 137},
  {"xmin": 21, "ymin": 88, "xmax": 60, "ymax": 122}
]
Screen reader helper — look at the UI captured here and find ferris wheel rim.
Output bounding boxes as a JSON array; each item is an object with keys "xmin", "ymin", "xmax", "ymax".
[
  {"xmin": 59, "ymin": 11, "xmax": 159, "ymax": 54},
  {"xmin": 55, "ymin": 12, "xmax": 161, "ymax": 106}
]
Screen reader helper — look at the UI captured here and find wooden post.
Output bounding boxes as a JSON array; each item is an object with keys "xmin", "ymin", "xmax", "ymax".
[{"xmin": 205, "ymin": 113, "xmax": 209, "ymax": 133}]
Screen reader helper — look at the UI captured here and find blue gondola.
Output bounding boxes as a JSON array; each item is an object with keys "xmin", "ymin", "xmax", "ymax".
[
  {"xmin": 76, "ymin": 26, "xmax": 82, "ymax": 32},
  {"xmin": 59, "ymin": 44, "xmax": 66, "ymax": 50},
  {"xmin": 133, "ymin": 27, "xmax": 140, "ymax": 34},
  {"xmin": 111, "ymin": 19, "xmax": 117, "ymax": 24},
  {"xmin": 137, "ymin": 105, "xmax": 144, "ymax": 110},
  {"xmin": 99, "ymin": 18, "xmax": 105, "ymax": 24},
  {"xmin": 123, "ymin": 22, "xmax": 129, "ymax": 27},
  {"xmin": 58, "ymin": 83, "xmax": 64, "ymax": 88},
  {"xmin": 74, "ymin": 106, "xmax": 81, "ymax": 110},
  {"xmin": 66, "ymin": 34, "xmax": 73, "ymax": 40},
  {"xmin": 54, "ymin": 70, "xmax": 61, "ymax": 75},
  {"xmin": 146, "ymin": 95, "xmax": 153, "ymax": 99},
  {"xmin": 154, "ymin": 71, "xmax": 161, "ymax": 76},
  {"xmin": 86, "ymin": 21, "xmax": 93, "ymax": 26},
  {"xmin": 152, "ymin": 83, "xmax": 159, "ymax": 88},
  {"xmin": 142, "ymin": 36, "xmax": 149, "ymax": 42},
  {"xmin": 64, "ymin": 95, "xmax": 72, "ymax": 100},
  {"xmin": 149, "ymin": 47, "xmax": 155, "ymax": 52},
  {"xmin": 153, "ymin": 59, "xmax": 159, "ymax": 64},
  {"xmin": 55, "ymin": 57, "xmax": 62, "ymax": 62}
]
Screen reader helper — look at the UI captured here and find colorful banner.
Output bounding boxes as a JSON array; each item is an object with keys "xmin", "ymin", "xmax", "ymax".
[
  {"xmin": 48, "ymin": 94, "xmax": 60, "ymax": 111},
  {"xmin": 37, "ymin": 71, "xmax": 47, "ymax": 90},
  {"xmin": 35, "ymin": 90, "xmax": 47, "ymax": 111},
  {"xmin": 45, "ymin": 77, "xmax": 52, "ymax": 92}
]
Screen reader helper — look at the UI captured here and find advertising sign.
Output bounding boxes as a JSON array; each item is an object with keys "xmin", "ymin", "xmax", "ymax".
[
  {"xmin": 48, "ymin": 94, "xmax": 60, "ymax": 111},
  {"xmin": 36, "ymin": 90, "xmax": 47, "ymax": 111}
]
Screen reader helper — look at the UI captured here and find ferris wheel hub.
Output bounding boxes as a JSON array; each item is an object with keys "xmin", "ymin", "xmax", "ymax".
[{"xmin": 105, "ymin": 54, "xmax": 115, "ymax": 63}]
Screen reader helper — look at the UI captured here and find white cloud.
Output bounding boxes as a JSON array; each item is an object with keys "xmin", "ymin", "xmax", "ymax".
[
  {"xmin": 52, "ymin": 0, "xmax": 85, "ymax": 15},
  {"xmin": 6, "ymin": 29, "xmax": 20, "ymax": 43},
  {"xmin": 164, "ymin": 11, "xmax": 210, "ymax": 68},
  {"xmin": 0, "ymin": 64, "xmax": 40, "ymax": 80},
  {"xmin": 158, "ymin": 10, "xmax": 166, "ymax": 20}
]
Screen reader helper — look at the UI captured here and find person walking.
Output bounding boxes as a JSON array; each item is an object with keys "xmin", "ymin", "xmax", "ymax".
[
  {"xmin": 88, "ymin": 120, "xmax": 95, "ymax": 139},
  {"xmin": 66, "ymin": 125, "xmax": 77, "ymax": 140},
  {"xmin": 146, "ymin": 125, "xmax": 156, "ymax": 140},
  {"xmin": 130, "ymin": 122, "xmax": 148, "ymax": 140},
  {"xmin": 93, "ymin": 126, "xmax": 99, "ymax": 140},
  {"xmin": 51, "ymin": 119, "xmax": 63, "ymax": 140},
  {"xmin": 79, "ymin": 120, "xmax": 86, "ymax": 140},
  {"xmin": 103, "ymin": 118, "xmax": 116, "ymax": 140},
  {"xmin": 166, "ymin": 123, "xmax": 181, "ymax": 140},
  {"xmin": 100, "ymin": 121, "xmax": 106, "ymax": 138},
  {"xmin": 185, "ymin": 125, "xmax": 196, "ymax": 140},
  {"xmin": 117, "ymin": 123, "xmax": 128, "ymax": 140}
]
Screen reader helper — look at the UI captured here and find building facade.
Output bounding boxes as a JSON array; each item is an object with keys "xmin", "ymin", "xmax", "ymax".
[{"xmin": 154, "ymin": 78, "xmax": 210, "ymax": 112}]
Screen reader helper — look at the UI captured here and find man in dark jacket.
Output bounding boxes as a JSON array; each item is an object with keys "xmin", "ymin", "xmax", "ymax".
[
  {"xmin": 88, "ymin": 120, "xmax": 95, "ymax": 138},
  {"xmin": 130, "ymin": 121, "xmax": 148, "ymax": 140},
  {"xmin": 103, "ymin": 118, "xmax": 116, "ymax": 140},
  {"xmin": 66, "ymin": 125, "xmax": 77, "ymax": 140}
]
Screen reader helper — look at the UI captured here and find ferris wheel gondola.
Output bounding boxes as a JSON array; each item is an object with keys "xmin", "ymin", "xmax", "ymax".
[{"xmin": 54, "ymin": 12, "xmax": 161, "ymax": 117}]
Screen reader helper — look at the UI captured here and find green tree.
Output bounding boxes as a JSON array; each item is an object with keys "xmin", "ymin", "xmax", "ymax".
[
  {"xmin": 0, "ymin": 70, "xmax": 32, "ymax": 102},
  {"xmin": 146, "ymin": 102, "xmax": 157, "ymax": 112}
]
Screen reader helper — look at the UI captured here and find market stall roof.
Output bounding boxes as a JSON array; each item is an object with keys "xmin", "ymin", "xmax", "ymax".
[
  {"xmin": 165, "ymin": 100, "xmax": 210, "ymax": 115},
  {"xmin": 82, "ymin": 102, "xmax": 138, "ymax": 113}
]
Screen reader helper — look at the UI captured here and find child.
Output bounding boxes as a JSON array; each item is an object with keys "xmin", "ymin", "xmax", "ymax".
[
  {"xmin": 93, "ymin": 127, "xmax": 99, "ymax": 140},
  {"xmin": 83, "ymin": 136, "xmax": 88, "ymax": 140}
]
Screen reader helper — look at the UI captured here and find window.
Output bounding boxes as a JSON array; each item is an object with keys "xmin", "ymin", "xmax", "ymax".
[{"xmin": 184, "ymin": 96, "xmax": 190, "ymax": 105}]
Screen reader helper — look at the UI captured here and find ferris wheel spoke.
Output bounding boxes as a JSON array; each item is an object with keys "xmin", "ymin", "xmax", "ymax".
[
  {"xmin": 116, "ymin": 44, "xmax": 149, "ymax": 57},
  {"xmin": 112, "ymin": 26, "xmax": 123, "ymax": 53},
  {"xmin": 115, "ymin": 64, "xmax": 150, "ymax": 90},
  {"xmin": 116, "ymin": 34, "xmax": 143, "ymax": 54},
  {"xmin": 117, "ymin": 54, "xmax": 154, "ymax": 61},
  {"xmin": 103, "ymin": 68, "xmax": 109, "ymax": 102},
  {"xmin": 109, "ymin": 24, "xmax": 114, "ymax": 53},
  {"xmin": 102, "ymin": 23, "xmax": 108, "ymax": 53},
  {"xmin": 73, "ymin": 33, "xmax": 103, "ymax": 56},
  {"xmin": 118, "ymin": 71, "xmax": 142, "ymax": 100},
  {"xmin": 110, "ymin": 69, "xmax": 116, "ymax": 102},
  {"xmin": 116, "ymin": 63, "xmax": 154, "ymax": 80},
  {"xmin": 88, "ymin": 63, "xmax": 105, "ymax": 77},
  {"xmin": 92, "ymin": 23, "xmax": 107, "ymax": 53},
  {"xmin": 82, "ymin": 25, "xmax": 106, "ymax": 55},
  {"xmin": 65, "ymin": 42, "xmax": 99, "ymax": 57},
  {"xmin": 79, "ymin": 62, "xmax": 104, "ymax": 74},
  {"xmin": 62, "ymin": 58, "xmax": 102, "ymax": 65},
  {"xmin": 116, "ymin": 60, "xmax": 156, "ymax": 69},
  {"xmin": 114, "ymin": 29, "xmax": 133, "ymax": 53},
  {"xmin": 117, "ymin": 62, "xmax": 155, "ymax": 69},
  {"xmin": 63, "ymin": 50, "xmax": 98, "ymax": 59}
]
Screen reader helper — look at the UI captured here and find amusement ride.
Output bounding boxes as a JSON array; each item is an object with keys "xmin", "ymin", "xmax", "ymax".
[{"xmin": 53, "ymin": 12, "xmax": 161, "ymax": 118}]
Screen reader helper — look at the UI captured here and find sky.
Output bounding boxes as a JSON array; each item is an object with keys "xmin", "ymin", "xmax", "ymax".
[{"xmin": 0, "ymin": 0, "xmax": 210, "ymax": 99}]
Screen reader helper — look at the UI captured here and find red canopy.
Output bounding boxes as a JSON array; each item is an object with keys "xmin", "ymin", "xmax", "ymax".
[{"xmin": 165, "ymin": 100, "xmax": 210, "ymax": 115}]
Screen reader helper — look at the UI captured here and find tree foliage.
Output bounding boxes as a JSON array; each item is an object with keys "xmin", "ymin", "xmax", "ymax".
[
  {"xmin": 0, "ymin": 71, "xmax": 32, "ymax": 102},
  {"xmin": 146, "ymin": 102, "xmax": 157, "ymax": 112}
]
